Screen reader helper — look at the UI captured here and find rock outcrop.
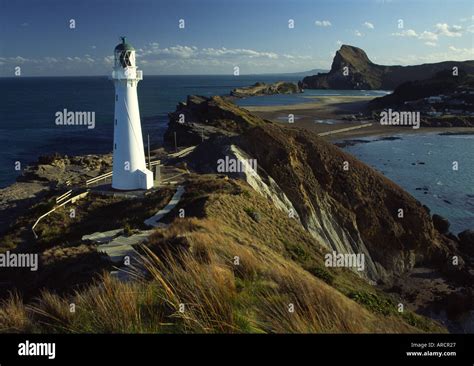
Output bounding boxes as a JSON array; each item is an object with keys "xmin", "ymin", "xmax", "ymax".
[
  {"xmin": 0, "ymin": 153, "xmax": 112, "ymax": 234},
  {"xmin": 458, "ymin": 229, "xmax": 474, "ymax": 256},
  {"xmin": 230, "ymin": 81, "xmax": 302, "ymax": 97},
  {"xmin": 165, "ymin": 95, "xmax": 462, "ymax": 283},
  {"xmin": 164, "ymin": 95, "xmax": 269, "ymax": 147},
  {"xmin": 300, "ymin": 45, "xmax": 474, "ymax": 90},
  {"xmin": 18, "ymin": 153, "xmax": 112, "ymax": 187},
  {"xmin": 432, "ymin": 214, "xmax": 451, "ymax": 234}
]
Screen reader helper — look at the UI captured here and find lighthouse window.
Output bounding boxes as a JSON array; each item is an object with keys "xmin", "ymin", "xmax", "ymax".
[
  {"xmin": 115, "ymin": 94, "xmax": 118, "ymax": 101},
  {"xmin": 115, "ymin": 119, "xmax": 117, "ymax": 125},
  {"xmin": 119, "ymin": 51, "xmax": 132, "ymax": 68},
  {"xmin": 114, "ymin": 143, "xmax": 117, "ymax": 150}
]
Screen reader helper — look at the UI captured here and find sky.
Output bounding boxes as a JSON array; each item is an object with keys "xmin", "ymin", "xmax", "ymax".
[{"xmin": 0, "ymin": 0, "xmax": 473, "ymax": 76}]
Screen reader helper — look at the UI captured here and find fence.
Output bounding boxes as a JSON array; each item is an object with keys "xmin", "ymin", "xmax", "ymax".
[
  {"xmin": 32, "ymin": 191, "xmax": 89, "ymax": 239},
  {"xmin": 33, "ymin": 159, "xmax": 163, "ymax": 238}
]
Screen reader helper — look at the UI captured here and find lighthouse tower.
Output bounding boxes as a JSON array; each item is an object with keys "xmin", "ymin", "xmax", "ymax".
[{"xmin": 111, "ymin": 37, "xmax": 153, "ymax": 190}]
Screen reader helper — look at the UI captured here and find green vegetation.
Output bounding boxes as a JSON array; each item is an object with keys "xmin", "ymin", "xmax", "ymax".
[
  {"xmin": 348, "ymin": 290, "xmax": 395, "ymax": 316},
  {"xmin": 0, "ymin": 175, "xmax": 445, "ymax": 334},
  {"xmin": 306, "ymin": 265, "xmax": 335, "ymax": 285}
]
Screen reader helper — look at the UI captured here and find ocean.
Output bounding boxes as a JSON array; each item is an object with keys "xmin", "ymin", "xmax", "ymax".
[
  {"xmin": 342, "ymin": 134, "xmax": 474, "ymax": 234},
  {"xmin": 0, "ymin": 75, "xmax": 386, "ymax": 187},
  {"xmin": 0, "ymin": 75, "xmax": 472, "ymax": 233}
]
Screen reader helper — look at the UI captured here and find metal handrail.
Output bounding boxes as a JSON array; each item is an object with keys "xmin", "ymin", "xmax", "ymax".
[{"xmin": 32, "ymin": 158, "xmax": 164, "ymax": 238}]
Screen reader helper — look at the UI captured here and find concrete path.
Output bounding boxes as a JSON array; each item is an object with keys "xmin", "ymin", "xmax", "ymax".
[
  {"xmin": 96, "ymin": 230, "xmax": 154, "ymax": 264},
  {"xmin": 82, "ymin": 228, "xmax": 123, "ymax": 244},
  {"xmin": 85, "ymin": 185, "xmax": 185, "ymax": 281},
  {"xmin": 317, "ymin": 123, "xmax": 373, "ymax": 136},
  {"xmin": 144, "ymin": 185, "xmax": 185, "ymax": 227},
  {"xmin": 169, "ymin": 146, "xmax": 196, "ymax": 158}
]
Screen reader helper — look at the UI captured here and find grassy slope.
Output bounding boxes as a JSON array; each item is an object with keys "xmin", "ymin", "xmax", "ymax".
[{"xmin": 0, "ymin": 175, "xmax": 444, "ymax": 333}]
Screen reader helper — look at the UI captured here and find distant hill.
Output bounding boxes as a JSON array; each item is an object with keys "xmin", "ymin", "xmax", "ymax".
[
  {"xmin": 257, "ymin": 68, "xmax": 328, "ymax": 77},
  {"xmin": 300, "ymin": 45, "xmax": 474, "ymax": 90},
  {"xmin": 369, "ymin": 69, "xmax": 474, "ymax": 109},
  {"xmin": 230, "ymin": 81, "xmax": 302, "ymax": 97}
]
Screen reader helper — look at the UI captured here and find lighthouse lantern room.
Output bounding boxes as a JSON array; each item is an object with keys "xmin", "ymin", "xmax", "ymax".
[{"xmin": 111, "ymin": 37, "xmax": 153, "ymax": 190}]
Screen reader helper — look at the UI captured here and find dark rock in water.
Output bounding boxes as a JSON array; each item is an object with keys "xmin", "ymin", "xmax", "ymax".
[
  {"xmin": 458, "ymin": 229, "xmax": 474, "ymax": 256},
  {"xmin": 380, "ymin": 137, "xmax": 401, "ymax": 141},
  {"xmin": 443, "ymin": 199, "xmax": 452, "ymax": 205},
  {"xmin": 432, "ymin": 214, "xmax": 450, "ymax": 234},
  {"xmin": 334, "ymin": 139, "xmax": 371, "ymax": 148}
]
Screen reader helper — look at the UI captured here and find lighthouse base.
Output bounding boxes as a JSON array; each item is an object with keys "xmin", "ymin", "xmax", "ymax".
[
  {"xmin": 136, "ymin": 168, "xmax": 154, "ymax": 190},
  {"xmin": 112, "ymin": 168, "xmax": 154, "ymax": 190}
]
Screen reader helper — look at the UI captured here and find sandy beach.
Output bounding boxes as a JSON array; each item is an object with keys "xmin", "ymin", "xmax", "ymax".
[{"xmin": 243, "ymin": 95, "xmax": 474, "ymax": 142}]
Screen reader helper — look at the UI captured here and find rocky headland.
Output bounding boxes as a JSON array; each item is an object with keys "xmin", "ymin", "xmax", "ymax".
[
  {"xmin": 230, "ymin": 81, "xmax": 302, "ymax": 97},
  {"xmin": 300, "ymin": 44, "xmax": 474, "ymax": 90},
  {"xmin": 1, "ymin": 95, "xmax": 473, "ymax": 333},
  {"xmin": 164, "ymin": 94, "xmax": 474, "ymax": 330}
]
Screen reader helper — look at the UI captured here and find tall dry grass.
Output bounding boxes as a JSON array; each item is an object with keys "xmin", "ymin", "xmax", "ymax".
[{"xmin": 0, "ymin": 178, "xmax": 438, "ymax": 334}]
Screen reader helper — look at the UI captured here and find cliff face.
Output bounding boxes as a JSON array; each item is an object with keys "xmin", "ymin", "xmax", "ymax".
[
  {"xmin": 237, "ymin": 124, "xmax": 455, "ymax": 281},
  {"xmin": 166, "ymin": 95, "xmax": 462, "ymax": 283},
  {"xmin": 301, "ymin": 45, "xmax": 474, "ymax": 90}
]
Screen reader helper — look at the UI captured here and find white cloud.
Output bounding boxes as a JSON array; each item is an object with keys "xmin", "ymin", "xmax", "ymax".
[
  {"xmin": 418, "ymin": 31, "xmax": 438, "ymax": 41},
  {"xmin": 448, "ymin": 46, "xmax": 473, "ymax": 53},
  {"xmin": 354, "ymin": 30, "xmax": 363, "ymax": 37},
  {"xmin": 336, "ymin": 40, "xmax": 343, "ymax": 46},
  {"xmin": 459, "ymin": 15, "xmax": 474, "ymax": 22},
  {"xmin": 0, "ymin": 43, "xmax": 322, "ymax": 75},
  {"xmin": 380, "ymin": 47, "xmax": 474, "ymax": 65},
  {"xmin": 392, "ymin": 22, "xmax": 469, "ymax": 47},
  {"xmin": 363, "ymin": 22, "xmax": 374, "ymax": 29},
  {"xmin": 435, "ymin": 23, "xmax": 462, "ymax": 37},
  {"xmin": 391, "ymin": 29, "xmax": 418, "ymax": 37},
  {"xmin": 315, "ymin": 20, "xmax": 331, "ymax": 27},
  {"xmin": 103, "ymin": 56, "xmax": 114, "ymax": 65}
]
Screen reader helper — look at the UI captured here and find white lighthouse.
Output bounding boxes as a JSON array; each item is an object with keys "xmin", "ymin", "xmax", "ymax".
[{"xmin": 111, "ymin": 37, "xmax": 153, "ymax": 190}]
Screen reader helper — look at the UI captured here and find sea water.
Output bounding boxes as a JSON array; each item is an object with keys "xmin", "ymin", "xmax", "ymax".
[
  {"xmin": 341, "ymin": 134, "xmax": 474, "ymax": 234},
  {"xmin": 0, "ymin": 75, "xmax": 386, "ymax": 187}
]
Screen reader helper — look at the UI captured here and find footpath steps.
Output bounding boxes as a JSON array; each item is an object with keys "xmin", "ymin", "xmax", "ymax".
[
  {"xmin": 83, "ymin": 185, "xmax": 186, "ymax": 281},
  {"xmin": 144, "ymin": 185, "xmax": 185, "ymax": 227}
]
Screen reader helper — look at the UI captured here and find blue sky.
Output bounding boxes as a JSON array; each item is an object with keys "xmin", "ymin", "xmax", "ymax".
[{"xmin": 0, "ymin": 0, "xmax": 472, "ymax": 76}]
